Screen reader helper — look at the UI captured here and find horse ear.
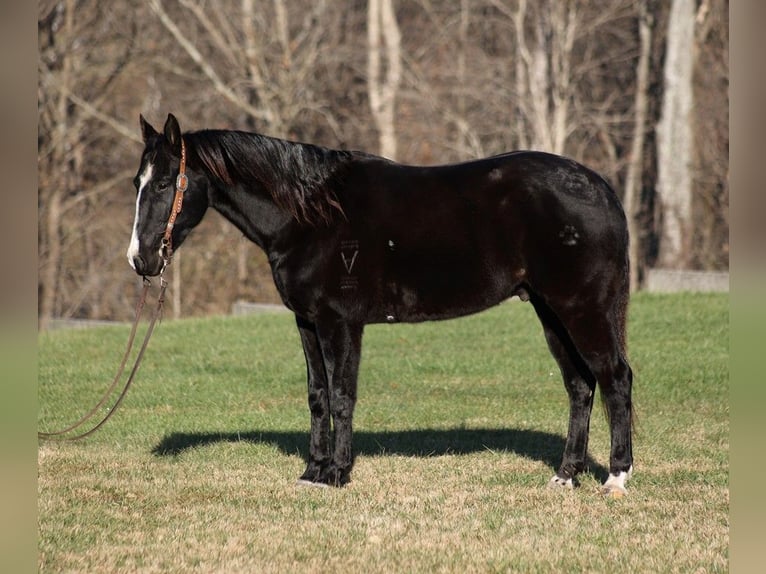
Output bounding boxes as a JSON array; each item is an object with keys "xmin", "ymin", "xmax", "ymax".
[
  {"xmin": 140, "ymin": 114, "xmax": 158, "ymax": 142},
  {"xmin": 163, "ymin": 113, "xmax": 182, "ymax": 153}
]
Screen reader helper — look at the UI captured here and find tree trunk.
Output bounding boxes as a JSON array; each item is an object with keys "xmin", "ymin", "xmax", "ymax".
[
  {"xmin": 367, "ymin": 0, "xmax": 401, "ymax": 160},
  {"xmin": 656, "ymin": 0, "xmax": 695, "ymax": 268},
  {"xmin": 623, "ymin": 0, "xmax": 654, "ymax": 291},
  {"xmin": 41, "ymin": 190, "xmax": 63, "ymax": 330},
  {"xmin": 510, "ymin": 0, "xmax": 575, "ymax": 155},
  {"xmin": 39, "ymin": 0, "xmax": 75, "ymax": 330}
]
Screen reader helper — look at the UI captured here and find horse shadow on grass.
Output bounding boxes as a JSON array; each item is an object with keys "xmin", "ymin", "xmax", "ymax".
[{"xmin": 152, "ymin": 427, "xmax": 609, "ymax": 482}]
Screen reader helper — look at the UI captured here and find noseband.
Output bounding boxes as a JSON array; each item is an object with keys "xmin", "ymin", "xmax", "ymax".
[{"xmin": 159, "ymin": 137, "xmax": 188, "ymax": 272}]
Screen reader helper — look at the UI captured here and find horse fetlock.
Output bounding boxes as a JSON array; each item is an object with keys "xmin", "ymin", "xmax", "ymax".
[
  {"xmin": 299, "ymin": 459, "xmax": 328, "ymax": 482},
  {"xmin": 298, "ymin": 457, "xmax": 352, "ymax": 487},
  {"xmin": 317, "ymin": 463, "xmax": 351, "ymax": 487}
]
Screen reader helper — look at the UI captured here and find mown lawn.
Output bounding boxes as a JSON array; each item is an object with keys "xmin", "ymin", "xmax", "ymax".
[{"xmin": 38, "ymin": 292, "xmax": 728, "ymax": 572}]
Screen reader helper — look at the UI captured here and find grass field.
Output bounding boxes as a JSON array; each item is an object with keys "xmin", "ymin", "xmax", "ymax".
[{"xmin": 38, "ymin": 292, "xmax": 728, "ymax": 572}]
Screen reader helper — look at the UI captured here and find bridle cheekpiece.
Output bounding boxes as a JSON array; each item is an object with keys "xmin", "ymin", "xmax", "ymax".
[{"xmin": 159, "ymin": 137, "xmax": 188, "ymax": 276}]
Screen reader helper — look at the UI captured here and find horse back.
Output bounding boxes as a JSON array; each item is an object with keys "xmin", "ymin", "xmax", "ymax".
[{"xmin": 327, "ymin": 151, "xmax": 627, "ymax": 323}]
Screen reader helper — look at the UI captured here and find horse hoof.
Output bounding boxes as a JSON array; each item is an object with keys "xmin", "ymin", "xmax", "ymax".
[
  {"xmin": 601, "ymin": 484, "xmax": 627, "ymax": 498},
  {"xmin": 547, "ymin": 475, "xmax": 574, "ymax": 490},
  {"xmin": 601, "ymin": 468, "xmax": 632, "ymax": 497}
]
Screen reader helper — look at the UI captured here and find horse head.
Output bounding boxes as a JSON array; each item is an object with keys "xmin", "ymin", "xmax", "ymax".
[{"xmin": 127, "ymin": 113, "xmax": 208, "ymax": 276}]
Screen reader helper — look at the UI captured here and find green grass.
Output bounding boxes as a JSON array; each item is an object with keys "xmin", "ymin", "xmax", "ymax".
[{"xmin": 38, "ymin": 293, "xmax": 728, "ymax": 572}]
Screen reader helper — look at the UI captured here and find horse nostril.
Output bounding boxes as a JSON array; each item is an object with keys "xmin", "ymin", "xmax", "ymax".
[{"xmin": 132, "ymin": 255, "xmax": 146, "ymax": 274}]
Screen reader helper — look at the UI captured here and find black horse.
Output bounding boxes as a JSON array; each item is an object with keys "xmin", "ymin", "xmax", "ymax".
[{"xmin": 128, "ymin": 114, "xmax": 633, "ymax": 496}]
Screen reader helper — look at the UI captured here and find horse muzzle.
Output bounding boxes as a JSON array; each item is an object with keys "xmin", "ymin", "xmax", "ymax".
[{"xmin": 129, "ymin": 253, "xmax": 164, "ymax": 277}]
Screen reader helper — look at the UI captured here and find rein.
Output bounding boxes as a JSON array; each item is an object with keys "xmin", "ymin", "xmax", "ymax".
[{"xmin": 38, "ymin": 139, "xmax": 187, "ymax": 442}]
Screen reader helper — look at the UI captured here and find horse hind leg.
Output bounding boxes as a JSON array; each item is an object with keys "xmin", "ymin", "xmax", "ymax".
[
  {"xmin": 568, "ymin": 313, "xmax": 633, "ymax": 497},
  {"xmin": 531, "ymin": 295, "xmax": 597, "ymax": 490},
  {"xmin": 531, "ymin": 291, "xmax": 634, "ymax": 497},
  {"xmin": 598, "ymin": 350, "xmax": 633, "ymax": 497},
  {"xmin": 588, "ymin": 287, "xmax": 634, "ymax": 497}
]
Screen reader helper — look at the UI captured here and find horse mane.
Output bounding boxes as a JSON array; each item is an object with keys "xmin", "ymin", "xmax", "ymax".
[{"xmin": 185, "ymin": 129, "xmax": 354, "ymax": 225}]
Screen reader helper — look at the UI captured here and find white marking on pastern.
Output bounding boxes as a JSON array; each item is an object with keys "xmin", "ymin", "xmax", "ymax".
[
  {"xmin": 601, "ymin": 465, "xmax": 633, "ymax": 497},
  {"xmin": 548, "ymin": 474, "xmax": 574, "ymax": 490}
]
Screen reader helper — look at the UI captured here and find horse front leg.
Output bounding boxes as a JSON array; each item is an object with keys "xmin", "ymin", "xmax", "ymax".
[
  {"xmin": 315, "ymin": 319, "xmax": 364, "ymax": 487},
  {"xmin": 295, "ymin": 316, "xmax": 332, "ymax": 484}
]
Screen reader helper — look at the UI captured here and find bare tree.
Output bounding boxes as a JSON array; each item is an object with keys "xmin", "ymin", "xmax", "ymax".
[
  {"xmin": 477, "ymin": 0, "xmax": 636, "ymax": 166},
  {"xmin": 509, "ymin": 0, "xmax": 577, "ymax": 154},
  {"xmin": 690, "ymin": 0, "xmax": 729, "ymax": 270},
  {"xmin": 477, "ymin": 0, "xmax": 596, "ymax": 154},
  {"xmin": 623, "ymin": 0, "xmax": 656, "ymax": 291},
  {"xmin": 367, "ymin": 0, "xmax": 402, "ymax": 160},
  {"xmin": 656, "ymin": 0, "xmax": 696, "ymax": 268},
  {"xmin": 38, "ymin": 0, "xmax": 141, "ymax": 328},
  {"xmin": 38, "ymin": 0, "xmax": 75, "ymax": 330}
]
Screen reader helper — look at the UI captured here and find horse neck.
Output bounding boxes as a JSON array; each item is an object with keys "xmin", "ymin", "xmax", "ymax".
[
  {"xmin": 208, "ymin": 179, "xmax": 296, "ymax": 253},
  {"xmin": 187, "ymin": 129, "xmax": 349, "ymax": 252},
  {"xmin": 183, "ymin": 131, "xmax": 288, "ymax": 251}
]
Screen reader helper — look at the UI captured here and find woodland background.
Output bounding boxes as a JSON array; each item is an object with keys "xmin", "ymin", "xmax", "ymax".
[{"xmin": 38, "ymin": 0, "xmax": 728, "ymax": 327}]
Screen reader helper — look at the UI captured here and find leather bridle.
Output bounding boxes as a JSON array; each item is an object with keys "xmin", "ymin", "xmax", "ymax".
[
  {"xmin": 160, "ymin": 138, "xmax": 188, "ymax": 272},
  {"xmin": 38, "ymin": 139, "xmax": 188, "ymax": 442}
]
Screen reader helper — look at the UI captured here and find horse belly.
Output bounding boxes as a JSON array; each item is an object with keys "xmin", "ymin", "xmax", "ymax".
[{"xmin": 377, "ymin": 247, "xmax": 520, "ymax": 323}]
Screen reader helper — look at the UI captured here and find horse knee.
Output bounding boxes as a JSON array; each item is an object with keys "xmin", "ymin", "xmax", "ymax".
[
  {"xmin": 330, "ymin": 391, "xmax": 356, "ymax": 420},
  {"xmin": 308, "ymin": 388, "xmax": 329, "ymax": 417}
]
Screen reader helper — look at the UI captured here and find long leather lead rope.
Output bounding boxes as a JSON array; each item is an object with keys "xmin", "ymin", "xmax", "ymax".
[
  {"xmin": 38, "ymin": 139, "xmax": 186, "ymax": 442},
  {"xmin": 38, "ymin": 277, "xmax": 168, "ymax": 442}
]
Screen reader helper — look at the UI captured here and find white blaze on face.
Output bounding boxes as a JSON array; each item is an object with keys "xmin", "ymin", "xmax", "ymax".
[{"xmin": 126, "ymin": 163, "xmax": 154, "ymax": 269}]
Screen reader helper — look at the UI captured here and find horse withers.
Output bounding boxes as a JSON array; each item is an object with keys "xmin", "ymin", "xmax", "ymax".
[{"xmin": 128, "ymin": 114, "xmax": 633, "ymax": 496}]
